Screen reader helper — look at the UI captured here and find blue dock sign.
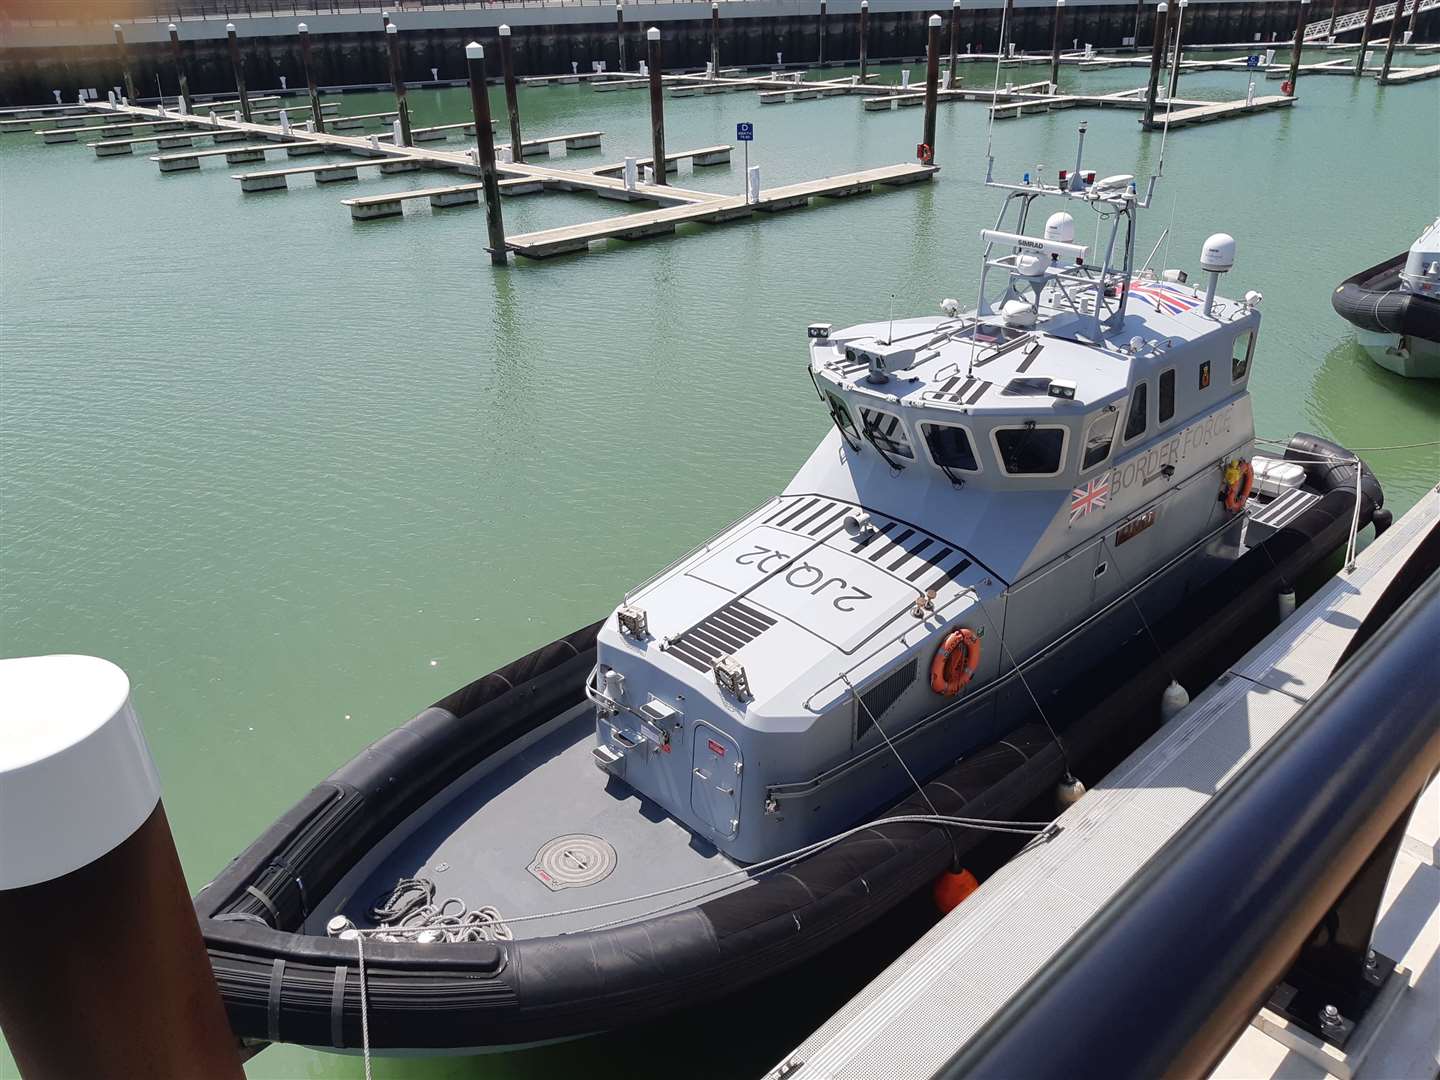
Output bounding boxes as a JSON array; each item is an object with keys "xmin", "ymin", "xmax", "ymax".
[
  {"xmin": 1246, "ymin": 54, "xmax": 1261, "ymax": 68},
  {"xmin": 737, "ymin": 122, "xmax": 754, "ymax": 141}
]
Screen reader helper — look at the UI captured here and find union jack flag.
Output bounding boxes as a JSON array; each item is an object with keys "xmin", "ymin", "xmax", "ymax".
[
  {"xmin": 1129, "ymin": 281, "xmax": 1201, "ymax": 316},
  {"xmin": 1070, "ymin": 473, "xmax": 1111, "ymax": 524}
]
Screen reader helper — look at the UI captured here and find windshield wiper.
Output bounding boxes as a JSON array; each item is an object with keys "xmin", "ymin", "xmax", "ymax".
[{"xmin": 861, "ymin": 422, "xmax": 906, "ymax": 471}]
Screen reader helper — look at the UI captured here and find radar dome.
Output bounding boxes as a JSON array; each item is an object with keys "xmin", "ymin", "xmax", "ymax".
[
  {"xmin": 1044, "ymin": 212, "xmax": 1075, "ymax": 243},
  {"xmin": 1200, "ymin": 233, "xmax": 1236, "ymax": 273}
]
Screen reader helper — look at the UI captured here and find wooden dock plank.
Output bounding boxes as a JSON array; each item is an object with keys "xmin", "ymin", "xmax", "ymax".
[
  {"xmin": 1152, "ymin": 94, "xmax": 1296, "ymax": 127},
  {"xmin": 149, "ymin": 143, "xmax": 301, "ymax": 163}
]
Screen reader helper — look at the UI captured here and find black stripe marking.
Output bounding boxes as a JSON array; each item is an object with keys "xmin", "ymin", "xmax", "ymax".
[
  {"xmin": 955, "ymin": 376, "xmax": 976, "ymax": 401},
  {"xmin": 1016, "ymin": 341, "xmax": 1043, "ymax": 373},
  {"xmin": 929, "ymin": 556, "xmax": 974, "ymax": 590},
  {"xmin": 772, "ymin": 497, "xmax": 819, "ymax": 529},
  {"xmin": 763, "ymin": 502, "xmax": 793, "ymax": 524},
  {"xmin": 964, "ymin": 380, "xmax": 990, "ymax": 405},
  {"xmin": 851, "ymin": 520, "xmax": 896, "ymax": 550},
  {"xmin": 731, "ymin": 601, "xmax": 777, "ymax": 627},
  {"xmin": 792, "ymin": 500, "xmax": 837, "ymax": 532},
  {"xmin": 809, "ymin": 506, "xmax": 849, "ymax": 535},
  {"xmin": 888, "ymin": 536, "xmax": 933, "ymax": 572},
  {"xmin": 869, "ymin": 527, "xmax": 915, "ymax": 563},
  {"xmin": 940, "ymin": 374, "xmax": 962, "ymax": 393},
  {"xmin": 908, "ymin": 546, "xmax": 952, "ymax": 581}
]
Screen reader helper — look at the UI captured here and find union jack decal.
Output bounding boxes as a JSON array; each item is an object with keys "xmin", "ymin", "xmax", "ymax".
[
  {"xmin": 1129, "ymin": 281, "xmax": 1201, "ymax": 316},
  {"xmin": 1070, "ymin": 473, "xmax": 1111, "ymax": 524}
]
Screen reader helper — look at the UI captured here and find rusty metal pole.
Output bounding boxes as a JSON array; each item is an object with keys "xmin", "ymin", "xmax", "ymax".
[
  {"xmin": 616, "ymin": 1, "xmax": 628, "ymax": 71},
  {"xmin": 948, "ymin": 0, "xmax": 961, "ymax": 87},
  {"xmin": 1165, "ymin": 0, "xmax": 1187, "ymax": 102},
  {"xmin": 0, "ymin": 656, "xmax": 246, "ymax": 1080},
  {"xmin": 298, "ymin": 22, "xmax": 325, "ymax": 133},
  {"xmin": 1353, "ymin": 0, "xmax": 1379, "ymax": 75},
  {"xmin": 1378, "ymin": 0, "xmax": 1403, "ymax": 80},
  {"xmin": 1286, "ymin": 0, "xmax": 1310, "ymax": 94},
  {"xmin": 169, "ymin": 22, "xmax": 192, "ymax": 113},
  {"xmin": 224, "ymin": 23, "xmax": 249, "ymax": 121},
  {"xmin": 1049, "ymin": 0, "xmax": 1066, "ymax": 90},
  {"xmin": 113, "ymin": 24, "xmax": 138, "ymax": 103},
  {"xmin": 498, "ymin": 24, "xmax": 523, "ymax": 164},
  {"xmin": 859, "ymin": 0, "xmax": 869, "ymax": 80},
  {"xmin": 385, "ymin": 23, "xmax": 412, "ymax": 146},
  {"xmin": 465, "ymin": 42, "xmax": 507, "ymax": 266},
  {"xmin": 819, "ymin": 0, "xmax": 828, "ymax": 65},
  {"xmin": 1143, "ymin": 0, "xmax": 1168, "ymax": 129},
  {"xmin": 646, "ymin": 26, "xmax": 666, "ymax": 185},
  {"xmin": 921, "ymin": 14, "xmax": 940, "ymax": 163},
  {"xmin": 711, "ymin": 2, "xmax": 722, "ymax": 77}
]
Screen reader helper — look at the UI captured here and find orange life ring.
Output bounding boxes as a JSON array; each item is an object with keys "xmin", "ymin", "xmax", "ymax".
[
  {"xmin": 916, "ymin": 142, "xmax": 933, "ymax": 165},
  {"xmin": 1224, "ymin": 459, "xmax": 1254, "ymax": 512},
  {"xmin": 930, "ymin": 628, "xmax": 981, "ymax": 695}
]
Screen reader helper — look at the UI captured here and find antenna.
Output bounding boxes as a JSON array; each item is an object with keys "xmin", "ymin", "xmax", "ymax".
[
  {"xmin": 981, "ymin": 0, "xmax": 1012, "ymax": 181},
  {"xmin": 886, "ymin": 293, "xmax": 896, "ymax": 345}
]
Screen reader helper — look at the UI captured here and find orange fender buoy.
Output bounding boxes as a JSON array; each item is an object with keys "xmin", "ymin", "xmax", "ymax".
[
  {"xmin": 930, "ymin": 628, "xmax": 981, "ymax": 695},
  {"xmin": 1223, "ymin": 458, "xmax": 1254, "ymax": 513},
  {"xmin": 933, "ymin": 868, "xmax": 980, "ymax": 914}
]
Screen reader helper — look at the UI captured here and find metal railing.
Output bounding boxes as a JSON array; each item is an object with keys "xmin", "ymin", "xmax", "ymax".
[
  {"xmin": 0, "ymin": 0, "xmax": 731, "ymax": 26},
  {"xmin": 1304, "ymin": 0, "xmax": 1437, "ymax": 39}
]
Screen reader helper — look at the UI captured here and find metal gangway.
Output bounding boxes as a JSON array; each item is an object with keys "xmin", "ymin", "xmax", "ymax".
[{"xmin": 1304, "ymin": 0, "xmax": 1439, "ymax": 40}]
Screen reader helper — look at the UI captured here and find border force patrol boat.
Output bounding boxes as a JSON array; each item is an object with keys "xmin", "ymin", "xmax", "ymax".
[{"xmin": 195, "ymin": 136, "xmax": 1386, "ymax": 1054}]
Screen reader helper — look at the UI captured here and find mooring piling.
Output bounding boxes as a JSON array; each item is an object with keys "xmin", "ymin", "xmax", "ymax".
[
  {"xmin": 922, "ymin": 15, "xmax": 940, "ymax": 163},
  {"xmin": 1378, "ymin": 0, "xmax": 1404, "ymax": 81},
  {"xmin": 382, "ymin": 9, "xmax": 391, "ymax": 29},
  {"xmin": 1165, "ymin": 0, "xmax": 1188, "ymax": 102},
  {"xmin": 1001, "ymin": 0, "xmax": 1017, "ymax": 56},
  {"xmin": 298, "ymin": 23, "xmax": 324, "ymax": 134},
  {"xmin": 1325, "ymin": 0, "xmax": 1340, "ymax": 37},
  {"xmin": 711, "ymin": 3, "xmax": 722, "ymax": 79},
  {"xmin": 168, "ymin": 23, "xmax": 191, "ymax": 114},
  {"xmin": 113, "ymin": 25, "xmax": 137, "ymax": 104},
  {"xmin": 1407, "ymin": 0, "xmax": 1420, "ymax": 37},
  {"xmin": 464, "ymin": 42, "xmax": 507, "ymax": 265},
  {"xmin": 224, "ymin": 23, "xmax": 251, "ymax": 123},
  {"xmin": 1050, "ymin": 0, "xmax": 1066, "ymax": 90},
  {"xmin": 818, "ymin": 0, "xmax": 828, "ymax": 66},
  {"xmin": 498, "ymin": 25, "xmax": 523, "ymax": 164},
  {"xmin": 617, "ymin": 1, "xmax": 628, "ymax": 72},
  {"xmin": 0, "ymin": 656, "xmax": 245, "ymax": 1080},
  {"xmin": 1286, "ymin": 0, "xmax": 1310, "ymax": 94},
  {"xmin": 948, "ymin": 0, "xmax": 962, "ymax": 88},
  {"xmin": 1132, "ymin": 0, "xmax": 1146, "ymax": 51},
  {"xmin": 385, "ymin": 24, "xmax": 413, "ymax": 147},
  {"xmin": 1353, "ymin": 0, "xmax": 1379, "ymax": 75},
  {"xmin": 860, "ymin": 0, "xmax": 870, "ymax": 82},
  {"xmin": 647, "ymin": 27, "xmax": 667, "ymax": 187},
  {"xmin": 1143, "ymin": 0, "xmax": 1169, "ymax": 128}
]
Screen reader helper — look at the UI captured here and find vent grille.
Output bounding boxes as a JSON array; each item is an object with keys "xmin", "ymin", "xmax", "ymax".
[
  {"xmin": 856, "ymin": 659, "xmax": 918, "ymax": 741},
  {"xmin": 667, "ymin": 600, "xmax": 777, "ymax": 673}
]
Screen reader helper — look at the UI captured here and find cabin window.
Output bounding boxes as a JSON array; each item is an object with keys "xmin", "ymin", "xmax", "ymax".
[
  {"xmin": 1123, "ymin": 384, "xmax": 1148, "ymax": 442},
  {"xmin": 1158, "ymin": 369, "xmax": 1176, "ymax": 424},
  {"xmin": 1232, "ymin": 332, "xmax": 1254, "ymax": 381},
  {"xmin": 824, "ymin": 392, "xmax": 861, "ymax": 444},
  {"xmin": 922, "ymin": 423, "xmax": 980, "ymax": 472},
  {"xmin": 993, "ymin": 424, "xmax": 1067, "ymax": 476},
  {"xmin": 859, "ymin": 407, "xmax": 914, "ymax": 459},
  {"xmin": 1081, "ymin": 411, "xmax": 1119, "ymax": 471}
]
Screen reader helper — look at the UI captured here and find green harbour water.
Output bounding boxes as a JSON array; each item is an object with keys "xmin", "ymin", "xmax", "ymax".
[{"xmin": 2, "ymin": 53, "xmax": 1438, "ymax": 1078}]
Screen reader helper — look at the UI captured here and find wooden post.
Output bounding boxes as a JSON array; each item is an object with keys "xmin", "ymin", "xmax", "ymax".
[
  {"xmin": 1001, "ymin": 0, "xmax": 1016, "ymax": 57},
  {"xmin": 224, "ymin": 23, "xmax": 249, "ymax": 122},
  {"xmin": 169, "ymin": 23, "xmax": 191, "ymax": 114},
  {"xmin": 1325, "ymin": 0, "xmax": 1339, "ymax": 37},
  {"xmin": 499, "ymin": 24, "xmax": 522, "ymax": 164},
  {"xmin": 1353, "ymin": 0, "xmax": 1378, "ymax": 75},
  {"xmin": 385, "ymin": 23, "xmax": 412, "ymax": 147},
  {"xmin": 1165, "ymin": 0, "xmax": 1187, "ymax": 102},
  {"xmin": 819, "ymin": 0, "xmax": 827, "ymax": 66},
  {"xmin": 1133, "ymin": 0, "xmax": 1146, "ymax": 51},
  {"xmin": 1407, "ymin": 0, "xmax": 1420, "ymax": 37},
  {"xmin": 298, "ymin": 22, "xmax": 325, "ymax": 134},
  {"xmin": 1378, "ymin": 0, "xmax": 1402, "ymax": 80},
  {"xmin": 616, "ymin": 1, "xmax": 627, "ymax": 72},
  {"xmin": 0, "ymin": 656, "xmax": 245, "ymax": 1080},
  {"xmin": 859, "ymin": 0, "xmax": 870, "ymax": 80},
  {"xmin": 113, "ymin": 24, "xmax": 138, "ymax": 103},
  {"xmin": 922, "ymin": 14, "xmax": 940, "ymax": 163},
  {"xmin": 1049, "ymin": 0, "xmax": 1066, "ymax": 90},
  {"xmin": 1286, "ymin": 0, "xmax": 1310, "ymax": 93},
  {"xmin": 646, "ymin": 26, "xmax": 666, "ymax": 186},
  {"xmin": 948, "ymin": 0, "xmax": 961, "ymax": 87},
  {"xmin": 465, "ymin": 42, "xmax": 507, "ymax": 266},
  {"xmin": 1143, "ymin": 0, "xmax": 1168, "ymax": 129},
  {"xmin": 711, "ymin": 3, "xmax": 722, "ymax": 77}
]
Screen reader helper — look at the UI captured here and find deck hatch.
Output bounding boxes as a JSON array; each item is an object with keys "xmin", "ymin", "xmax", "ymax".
[{"xmin": 668, "ymin": 600, "xmax": 778, "ymax": 673}]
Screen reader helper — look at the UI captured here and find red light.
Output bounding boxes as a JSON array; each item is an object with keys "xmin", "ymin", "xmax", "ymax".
[
  {"xmin": 1084, "ymin": 171, "xmax": 1096, "ymax": 183},
  {"xmin": 1058, "ymin": 169, "xmax": 1068, "ymax": 182}
]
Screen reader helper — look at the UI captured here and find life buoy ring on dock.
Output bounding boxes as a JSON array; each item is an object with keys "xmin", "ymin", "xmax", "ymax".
[
  {"xmin": 931, "ymin": 628, "xmax": 981, "ymax": 695},
  {"xmin": 1223, "ymin": 458, "xmax": 1254, "ymax": 512},
  {"xmin": 917, "ymin": 142, "xmax": 934, "ymax": 165},
  {"xmin": 1281, "ymin": 80, "xmax": 1294, "ymax": 95}
]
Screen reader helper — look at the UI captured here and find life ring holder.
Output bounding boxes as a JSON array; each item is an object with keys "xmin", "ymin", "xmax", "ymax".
[
  {"xmin": 930, "ymin": 628, "xmax": 981, "ymax": 696},
  {"xmin": 1223, "ymin": 459, "xmax": 1254, "ymax": 513},
  {"xmin": 916, "ymin": 142, "xmax": 934, "ymax": 165}
]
